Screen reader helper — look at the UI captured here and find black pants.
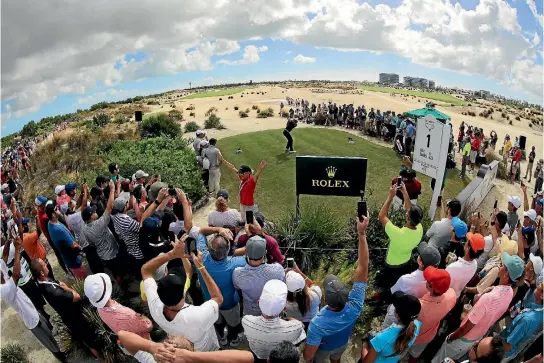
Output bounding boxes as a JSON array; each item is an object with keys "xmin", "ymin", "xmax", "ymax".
[
  {"xmin": 404, "ymin": 137, "xmax": 413, "ymax": 156},
  {"xmin": 283, "ymin": 129, "xmax": 293, "ymax": 151},
  {"xmin": 214, "ymin": 319, "xmax": 242, "ymax": 341},
  {"xmin": 48, "ymin": 239, "xmax": 68, "ymax": 274},
  {"xmin": 83, "ymin": 245, "xmax": 104, "ymax": 274},
  {"xmin": 374, "ymin": 262, "xmax": 414, "ymax": 303},
  {"xmin": 202, "ymin": 170, "xmax": 210, "ymax": 191}
]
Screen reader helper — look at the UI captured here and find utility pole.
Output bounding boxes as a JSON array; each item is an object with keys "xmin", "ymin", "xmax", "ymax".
[{"xmin": 189, "ymin": 82, "xmax": 192, "ymax": 90}]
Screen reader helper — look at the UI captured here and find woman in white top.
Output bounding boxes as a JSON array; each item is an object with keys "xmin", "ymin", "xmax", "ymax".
[
  {"xmin": 284, "ymin": 265, "xmax": 322, "ymax": 330},
  {"xmin": 207, "ymin": 190, "xmax": 242, "ymax": 228}
]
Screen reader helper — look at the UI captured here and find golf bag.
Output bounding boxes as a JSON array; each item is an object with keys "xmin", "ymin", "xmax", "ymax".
[
  {"xmin": 446, "ymin": 153, "xmax": 456, "ymax": 169},
  {"xmin": 394, "ymin": 132, "xmax": 404, "ymax": 155}
]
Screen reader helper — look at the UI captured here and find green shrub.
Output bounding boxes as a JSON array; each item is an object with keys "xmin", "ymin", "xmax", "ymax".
[
  {"xmin": 189, "ymin": 112, "xmax": 195, "ymax": 117},
  {"xmin": 90, "ymin": 101, "xmax": 109, "ymax": 111},
  {"xmin": 93, "ymin": 113, "xmax": 111, "ymax": 127},
  {"xmin": 20, "ymin": 120, "xmax": 38, "ymax": 138},
  {"xmin": 204, "ymin": 114, "xmax": 225, "ymax": 129},
  {"xmin": 113, "ymin": 115, "xmax": 128, "ymax": 124},
  {"xmin": 252, "ymin": 105, "xmax": 259, "ymax": 110},
  {"xmin": 99, "ymin": 137, "xmax": 205, "ymax": 201},
  {"xmin": 239, "ymin": 111, "xmax": 249, "ymax": 118},
  {"xmin": 0, "ymin": 343, "xmax": 30, "ymax": 363},
  {"xmin": 184, "ymin": 121, "xmax": 201, "ymax": 133},
  {"xmin": 205, "ymin": 107, "xmax": 218, "ymax": 117},
  {"xmin": 140, "ymin": 113, "xmax": 181, "ymax": 138},
  {"xmin": 186, "ymin": 105, "xmax": 195, "ymax": 111},
  {"xmin": 168, "ymin": 109, "xmax": 183, "ymax": 120},
  {"xmin": 146, "ymin": 100, "xmax": 160, "ymax": 105},
  {"xmin": 257, "ymin": 107, "xmax": 275, "ymax": 118}
]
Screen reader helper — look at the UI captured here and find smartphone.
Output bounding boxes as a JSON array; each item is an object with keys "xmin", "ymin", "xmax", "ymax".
[
  {"xmin": 83, "ymin": 177, "xmax": 87, "ymax": 184},
  {"xmin": 184, "ymin": 237, "xmax": 198, "ymax": 256},
  {"xmin": 396, "ymin": 176, "xmax": 402, "ymax": 187},
  {"xmin": 357, "ymin": 200, "xmax": 368, "ymax": 221},
  {"xmin": 286, "ymin": 258, "xmax": 295, "ymax": 268},
  {"xmin": 493, "ymin": 199, "xmax": 498, "ymax": 209},
  {"xmin": 168, "ymin": 185, "xmax": 176, "ymax": 196},
  {"xmin": 246, "ymin": 210, "xmax": 254, "ymax": 224}
]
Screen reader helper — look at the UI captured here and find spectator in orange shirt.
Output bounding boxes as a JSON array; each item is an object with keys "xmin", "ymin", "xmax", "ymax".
[{"xmin": 21, "ymin": 217, "xmax": 54, "ymax": 280}]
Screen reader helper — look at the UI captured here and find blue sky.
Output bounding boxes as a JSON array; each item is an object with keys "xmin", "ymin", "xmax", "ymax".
[{"xmin": 2, "ymin": 0, "xmax": 543, "ymax": 135}]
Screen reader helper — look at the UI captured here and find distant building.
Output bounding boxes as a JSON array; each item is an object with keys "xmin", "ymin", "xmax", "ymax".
[
  {"xmin": 379, "ymin": 73, "xmax": 399, "ymax": 85},
  {"xmin": 403, "ymin": 76, "xmax": 429, "ymax": 88},
  {"xmin": 475, "ymin": 90, "xmax": 491, "ymax": 99},
  {"xmin": 428, "ymin": 80, "xmax": 435, "ymax": 88}
]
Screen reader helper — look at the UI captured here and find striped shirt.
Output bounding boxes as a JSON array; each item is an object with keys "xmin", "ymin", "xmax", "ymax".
[
  {"xmin": 98, "ymin": 301, "xmax": 152, "ymax": 340},
  {"xmin": 242, "ymin": 315, "xmax": 306, "ymax": 359},
  {"xmin": 112, "ymin": 213, "xmax": 144, "ymax": 260},
  {"xmin": 233, "ymin": 263, "xmax": 285, "ymax": 316},
  {"xmin": 82, "ymin": 213, "xmax": 119, "ymax": 261}
]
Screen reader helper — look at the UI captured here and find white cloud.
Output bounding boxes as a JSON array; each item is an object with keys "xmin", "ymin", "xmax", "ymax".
[
  {"xmin": 293, "ymin": 54, "xmax": 316, "ymax": 64},
  {"xmin": 526, "ymin": 0, "xmax": 544, "ymax": 28},
  {"xmin": 204, "ymin": 76, "xmax": 215, "ymax": 81},
  {"xmin": 76, "ymin": 88, "xmax": 133, "ymax": 105},
  {"xmin": 2, "ymin": 0, "xmax": 543, "ymax": 120},
  {"xmin": 217, "ymin": 45, "xmax": 268, "ymax": 65}
]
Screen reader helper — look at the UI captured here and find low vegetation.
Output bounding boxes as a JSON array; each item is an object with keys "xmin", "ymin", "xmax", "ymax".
[
  {"xmin": 359, "ymin": 85, "xmax": 465, "ymax": 105},
  {"xmin": 184, "ymin": 121, "xmax": 201, "ymax": 133},
  {"xmin": 204, "ymin": 114, "xmax": 226, "ymax": 130},
  {"xmin": 257, "ymin": 107, "xmax": 274, "ymax": 118},
  {"xmin": 0, "ymin": 343, "xmax": 30, "ymax": 363},
  {"xmin": 140, "ymin": 113, "xmax": 181, "ymax": 139},
  {"xmin": 181, "ymin": 87, "xmax": 247, "ymax": 100}
]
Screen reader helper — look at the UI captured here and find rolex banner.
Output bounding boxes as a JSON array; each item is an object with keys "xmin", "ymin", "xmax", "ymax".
[{"xmin": 296, "ymin": 156, "xmax": 367, "ymax": 197}]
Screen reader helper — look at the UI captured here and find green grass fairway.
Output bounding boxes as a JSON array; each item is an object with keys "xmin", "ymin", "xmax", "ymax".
[
  {"xmin": 216, "ymin": 128, "xmax": 468, "ymax": 221},
  {"xmin": 359, "ymin": 85, "xmax": 465, "ymax": 106},
  {"xmin": 182, "ymin": 88, "xmax": 247, "ymax": 100}
]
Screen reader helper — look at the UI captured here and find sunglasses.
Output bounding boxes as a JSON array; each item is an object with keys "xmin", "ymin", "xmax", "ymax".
[{"xmin": 470, "ymin": 340, "xmax": 481, "ymax": 359}]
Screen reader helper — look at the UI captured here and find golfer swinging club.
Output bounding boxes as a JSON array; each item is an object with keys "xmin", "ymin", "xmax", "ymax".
[{"xmin": 284, "ymin": 118, "xmax": 297, "ymax": 154}]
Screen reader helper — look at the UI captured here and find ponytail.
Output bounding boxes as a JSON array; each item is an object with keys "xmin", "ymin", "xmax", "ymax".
[
  {"xmin": 392, "ymin": 320, "xmax": 416, "ymax": 356},
  {"xmin": 215, "ymin": 198, "xmax": 229, "ymax": 213}
]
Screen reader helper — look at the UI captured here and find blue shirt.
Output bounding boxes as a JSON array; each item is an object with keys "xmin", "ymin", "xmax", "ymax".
[
  {"xmin": 406, "ymin": 124, "xmax": 416, "ymax": 138},
  {"xmin": 501, "ymin": 303, "xmax": 543, "ymax": 358},
  {"xmin": 371, "ymin": 321, "xmax": 421, "ymax": 363},
  {"xmin": 196, "ymin": 234, "xmax": 246, "ymax": 310},
  {"xmin": 306, "ymin": 281, "xmax": 367, "ymax": 351},
  {"xmin": 48, "ymin": 222, "xmax": 81, "ymax": 269}
]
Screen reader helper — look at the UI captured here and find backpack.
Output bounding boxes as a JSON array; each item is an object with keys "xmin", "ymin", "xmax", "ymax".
[{"xmin": 202, "ymin": 155, "xmax": 210, "ymax": 170}]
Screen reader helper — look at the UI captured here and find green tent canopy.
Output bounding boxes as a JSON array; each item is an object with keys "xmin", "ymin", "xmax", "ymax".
[{"xmin": 404, "ymin": 107, "xmax": 451, "ymax": 123}]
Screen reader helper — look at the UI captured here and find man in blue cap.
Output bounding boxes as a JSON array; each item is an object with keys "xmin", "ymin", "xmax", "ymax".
[{"xmin": 64, "ymin": 182, "xmax": 78, "ymax": 200}]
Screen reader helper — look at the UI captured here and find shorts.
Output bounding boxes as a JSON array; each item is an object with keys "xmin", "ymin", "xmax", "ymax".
[
  {"xmin": 469, "ymin": 150, "xmax": 477, "ymax": 163},
  {"xmin": 216, "ymin": 304, "xmax": 241, "ymax": 327},
  {"xmin": 512, "ymin": 162, "xmax": 520, "ymax": 175},
  {"xmin": 409, "ymin": 341, "xmax": 430, "ymax": 358},
  {"xmin": 312, "ymin": 344, "xmax": 348, "ymax": 363},
  {"xmin": 240, "ymin": 204, "xmax": 257, "ymax": 222}
]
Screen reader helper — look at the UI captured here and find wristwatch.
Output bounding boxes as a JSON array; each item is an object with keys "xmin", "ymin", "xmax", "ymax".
[{"xmin": 154, "ymin": 200, "xmax": 161, "ymax": 206}]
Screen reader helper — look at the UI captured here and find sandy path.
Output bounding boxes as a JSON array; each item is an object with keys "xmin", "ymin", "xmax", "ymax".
[{"xmin": 2, "ymin": 85, "xmax": 534, "ymax": 363}]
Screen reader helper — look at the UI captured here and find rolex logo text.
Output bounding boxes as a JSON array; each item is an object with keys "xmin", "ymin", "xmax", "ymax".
[{"xmin": 311, "ymin": 166, "xmax": 350, "ymax": 188}]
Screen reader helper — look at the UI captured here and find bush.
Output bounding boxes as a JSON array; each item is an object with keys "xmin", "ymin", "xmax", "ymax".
[
  {"xmin": 204, "ymin": 114, "xmax": 225, "ymax": 129},
  {"xmin": 219, "ymin": 98, "xmax": 222, "ymax": 101},
  {"xmin": 93, "ymin": 113, "xmax": 111, "ymax": 127},
  {"xmin": 257, "ymin": 107, "xmax": 274, "ymax": 118},
  {"xmin": 184, "ymin": 121, "xmax": 201, "ymax": 133},
  {"xmin": 245, "ymin": 108, "xmax": 250, "ymax": 113},
  {"xmin": 281, "ymin": 110, "xmax": 289, "ymax": 118},
  {"xmin": 90, "ymin": 101, "xmax": 109, "ymax": 111},
  {"xmin": 205, "ymin": 107, "xmax": 218, "ymax": 117},
  {"xmin": 186, "ymin": 105, "xmax": 195, "ymax": 111},
  {"xmin": 0, "ymin": 343, "xmax": 30, "ymax": 363},
  {"xmin": 468, "ymin": 103, "xmax": 472, "ymax": 106},
  {"xmin": 113, "ymin": 115, "xmax": 128, "ymax": 124},
  {"xmin": 146, "ymin": 100, "xmax": 160, "ymax": 105},
  {"xmin": 168, "ymin": 109, "xmax": 183, "ymax": 120},
  {"xmin": 234, "ymin": 106, "xmax": 239, "ymax": 111},
  {"xmin": 501, "ymin": 112, "xmax": 507, "ymax": 118},
  {"xmin": 140, "ymin": 113, "xmax": 181, "ymax": 138},
  {"xmin": 189, "ymin": 112, "xmax": 195, "ymax": 117},
  {"xmin": 239, "ymin": 111, "xmax": 249, "ymax": 118},
  {"xmin": 100, "ymin": 137, "xmax": 205, "ymax": 201},
  {"xmin": 529, "ymin": 123, "xmax": 532, "ymax": 128},
  {"xmin": 515, "ymin": 116, "xmax": 520, "ymax": 121},
  {"xmin": 252, "ymin": 105, "xmax": 259, "ymax": 110}
]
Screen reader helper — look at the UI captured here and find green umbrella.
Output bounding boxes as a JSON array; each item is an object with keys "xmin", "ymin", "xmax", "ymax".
[{"xmin": 404, "ymin": 107, "xmax": 451, "ymax": 123}]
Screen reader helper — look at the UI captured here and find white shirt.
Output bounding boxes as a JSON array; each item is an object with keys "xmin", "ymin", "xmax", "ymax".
[
  {"xmin": 0, "ymin": 269, "xmax": 40, "ymax": 329},
  {"xmin": 66, "ymin": 211, "xmax": 88, "ymax": 248},
  {"xmin": 285, "ymin": 285, "xmax": 322, "ymax": 322},
  {"xmin": 446, "ymin": 258, "xmax": 478, "ymax": 297},
  {"xmin": 134, "ymin": 351, "xmax": 155, "ymax": 363},
  {"xmin": 390, "ymin": 269, "xmax": 428, "ymax": 298},
  {"xmin": 143, "ymin": 278, "xmax": 219, "ymax": 352},
  {"xmin": 242, "ymin": 315, "xmax": 306, "ymax": 359},
  {"xmin": 477, "ymin": 235, "xmax": 495, "ymax": 270},
  {"xmin": 426, "ymin": 218, "xmax": 453, "ymax": 250}
]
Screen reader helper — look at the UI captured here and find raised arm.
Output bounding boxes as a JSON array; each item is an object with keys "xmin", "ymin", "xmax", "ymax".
[
  {"xmin": 517, "ymin": 224, "xmax": 526, "ymax": 260},
  {"xmin": 140, "ymin": 189, "xmax": 170, "ymax": 225},
  {"xmin": 141, "ymin": 241, "xmax": 180, "ymax": 280},
  {"xmin": 79, "ymin": 183, "xmax": 89, "ymax": 212},
  {"xmin": 400, "ymin": 182, "xmax": 412, "ymax": 211},
  {"xmin": 379, "ymin": 185, "xmax": 396, "ymax": 226},
  {"xmin": 219, "ymin": 155, "xmax": 238, "ymax": 174},
  {"xmin": 12, "ymin": 236, "xmax": 22, "ymax": 285},
  {"xmin": 254, "ymin": 160, "xmax": 266, "ymax": 183},
  {"xmin": 191, "ymin": 251, "xmax": 223, "ymax": 307},
  {"xmin": 175, "ymin": 188, "xmax": 192, "ymax": 232},
  {"xmin": 522, "ymin": 184, "xmax": 530, "ymax": 211},
  {"xmin": 354, "ymin": 214, "xmax": 370, "ymax": 283},
  {"xmin": 104, "ymin": 180, "xmax": 115, "ymax": 215}
]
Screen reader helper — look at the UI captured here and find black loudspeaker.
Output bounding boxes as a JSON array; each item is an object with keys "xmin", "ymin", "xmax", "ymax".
[
  {"xmin": 135, "ymin": 111, "xmax": 143, "ymax": 122},
  {"xmin": 519, "ymin": 135, "xmax": 526, "ymax": 150}
]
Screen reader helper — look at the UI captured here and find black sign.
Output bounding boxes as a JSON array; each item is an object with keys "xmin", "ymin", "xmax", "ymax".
[{"xmin": 296, "ymin": 156, "xmax": 367, "ymax": 197}]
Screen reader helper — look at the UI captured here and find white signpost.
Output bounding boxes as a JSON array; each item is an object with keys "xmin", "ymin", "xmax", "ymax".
[{"xmin": 412, "ymin": 114, "xmax": 450, "ymax": 219}]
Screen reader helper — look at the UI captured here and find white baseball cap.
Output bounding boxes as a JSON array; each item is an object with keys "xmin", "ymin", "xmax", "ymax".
[
  {"xmin": 523, "ymin": 209, "xmax": 537, "ymax": 222},
  {"xmin": 84, "ymin": 273, "xmax": 112, "ymax": 308},
  {"xmin": 529, "ymin": 253, "xmax": 543, "ymax": 275},
  {"xmin": 259, "ymin": 280, "xmax": 287, "ymax": 316},
  {"xmin": 508, "ymin": 195, "xmax": 522, "ymax": 209},
  {"xmin": 196, "ymin": 130, "xmax": 205, "ymax": 135},
  {"xmin": 54, "ymin": 185, "xmax": 65, "ymax": 195},
  {"xmin": 1, "ymin": 183, "xmax": 8, "ymax": 190},
  {"xmin": 285, "ymin": 271, "xmax": 305, "ymax": 292}
]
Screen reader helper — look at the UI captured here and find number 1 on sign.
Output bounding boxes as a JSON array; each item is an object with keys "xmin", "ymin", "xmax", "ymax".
[{"xmin": 426, "ymin": 134, "xmax": 431, "ymax": 148}]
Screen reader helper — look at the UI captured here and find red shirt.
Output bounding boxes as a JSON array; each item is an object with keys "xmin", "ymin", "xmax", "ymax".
[
  {"xmin": 513, "ymin": 149, "xmax": 522, "ymax": 162},
  {"xmin": 471, "ymin": 137, "xmax": 480, "ymax": 151},
  {"xmin": 239, "ymin": 176, "xmax": 256, "ymax": 206},
  {"xmin": 237, "ymin": 234, "xmax": 285, "ymax": 264},
  {"xmin": 37, "ymin": 210, "xmax": 50, "ymax": 239},
  {"xmin": 392, "ymin": 178, "xmax": 422, "ymax": 201}
]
